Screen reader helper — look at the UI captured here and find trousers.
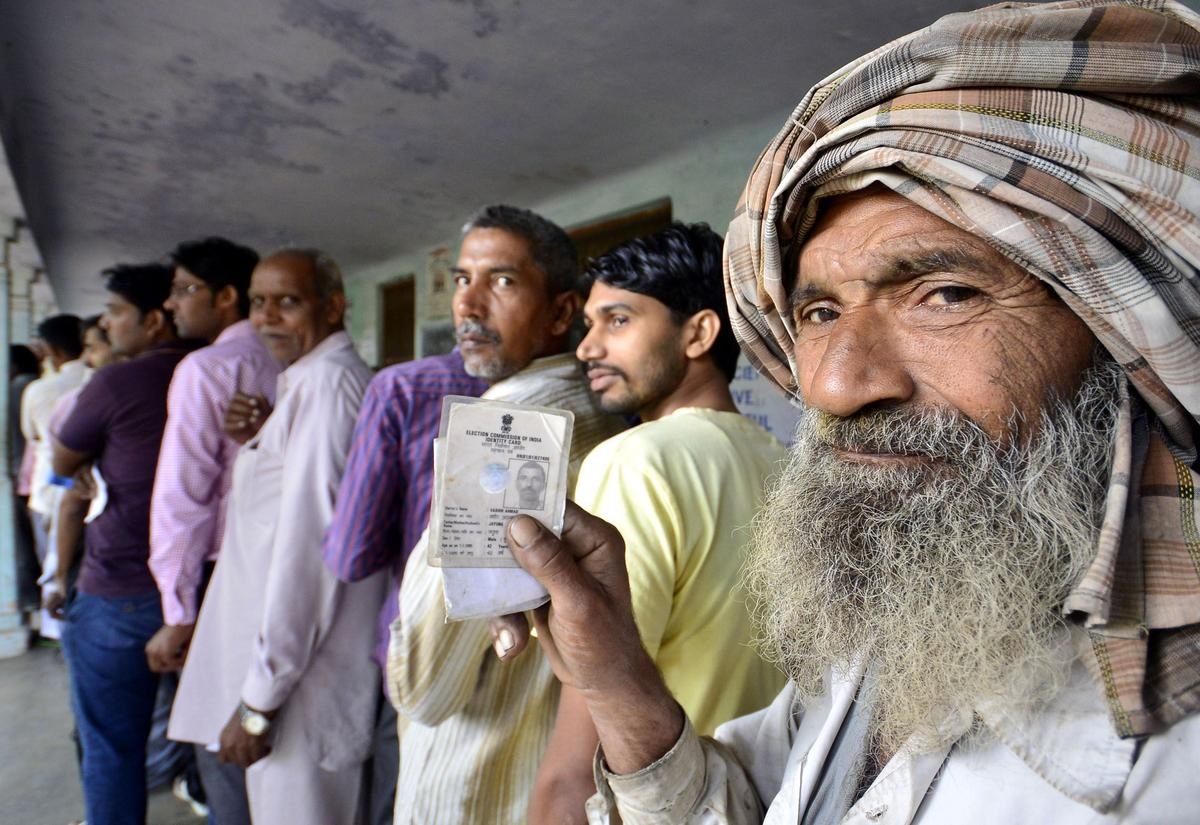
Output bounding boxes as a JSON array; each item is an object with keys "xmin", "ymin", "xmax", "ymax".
[{"xmin": 62, "ymin": 590, "xmax": 162, "ymax": 825}]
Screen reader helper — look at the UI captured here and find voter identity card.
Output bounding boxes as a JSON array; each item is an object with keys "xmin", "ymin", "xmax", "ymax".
[{"xmin": 429, "ymin": 396, "xmax": 573, "ymax": 569}]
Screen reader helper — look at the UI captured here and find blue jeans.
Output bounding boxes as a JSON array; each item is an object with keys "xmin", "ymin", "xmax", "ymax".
[{"xmin": 62, "ymin": 591, "xmax": 162, "ymax": 825}]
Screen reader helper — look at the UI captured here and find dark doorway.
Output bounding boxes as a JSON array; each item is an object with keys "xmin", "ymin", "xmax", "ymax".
[
  {"xmin": 380, "ymin": 276, "xmax": 416, "ymax": 366},
  {"xmin": 567, "ymin": 197, "xmax": 673, "ymax": 264}
]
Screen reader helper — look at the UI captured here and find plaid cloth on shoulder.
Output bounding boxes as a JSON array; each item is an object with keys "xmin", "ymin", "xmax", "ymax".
[{"xmin": 723, "ymin": 0, "xmax": 1200, "ymax": 737}]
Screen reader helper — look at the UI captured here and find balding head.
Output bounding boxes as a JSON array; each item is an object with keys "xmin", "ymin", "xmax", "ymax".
[{"xmin": 249, "ymin": 249, "xmax": 347, "ymax": 366}]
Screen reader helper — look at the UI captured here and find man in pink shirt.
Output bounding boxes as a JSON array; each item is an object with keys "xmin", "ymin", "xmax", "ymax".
[{"xmin": 145, "ymin": 237, "xmax": 281, "ymax": 822}]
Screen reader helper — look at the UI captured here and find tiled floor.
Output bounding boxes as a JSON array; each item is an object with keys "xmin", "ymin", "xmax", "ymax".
[{"xmin": 0, "ymin": 642, "xmax": 202, "ymax": 825}]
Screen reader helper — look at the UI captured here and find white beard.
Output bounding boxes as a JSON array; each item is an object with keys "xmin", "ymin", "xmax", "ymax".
[{"xmin": 743, "ymin": 359, "xmax": 1123, "ymax": 752}]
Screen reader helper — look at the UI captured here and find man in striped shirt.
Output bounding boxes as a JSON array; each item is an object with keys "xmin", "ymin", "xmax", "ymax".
[
  {"xmin": 323, "ymin": 348, "xmax": 486, "ymax": 824},
  {"xmin": 386, "ymin": 205, "xmax": 624, "ymax": 823}
]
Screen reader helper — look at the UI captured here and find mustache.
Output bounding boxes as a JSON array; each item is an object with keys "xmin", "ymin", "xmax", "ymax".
[
  {"xmin": 455, "ymin": 320, "xmax": 501, "ymax": 344},
  {"xmin": 807, "ymin": 406, "xmax": 997, "ymax": 461},
  {"xmin": 581, "ymin": 361, "xmax": 628, "ymax": 380}
]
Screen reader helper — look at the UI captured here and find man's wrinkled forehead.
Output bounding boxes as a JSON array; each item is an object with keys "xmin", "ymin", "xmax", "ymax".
[{"xmin": 787, "ymin": 188, "xmax": 1041, "ymax": 311}]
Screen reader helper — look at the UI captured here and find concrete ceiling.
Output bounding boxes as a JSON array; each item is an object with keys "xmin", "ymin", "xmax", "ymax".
[{"xmin": 2, "ymin": 0, "xmax": 1005, "ymax": 311}]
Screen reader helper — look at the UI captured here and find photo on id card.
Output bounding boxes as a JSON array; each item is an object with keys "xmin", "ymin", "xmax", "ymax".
[{"xmin": 428, "ymin": 396, "xmax": 573, "ymax": 568}]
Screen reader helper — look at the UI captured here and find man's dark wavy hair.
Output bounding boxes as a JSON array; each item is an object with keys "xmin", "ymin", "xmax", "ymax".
[
  {"xmin": 581, "ymin": 222, "xmax": 739, "ymax": 381},
  {"xmin": 170, "ymin": 237, "xmax": 260, "ymax": 317},
  {"xmin": 103, "ymin": 263, "xmax": 174, "ymax": 317}
]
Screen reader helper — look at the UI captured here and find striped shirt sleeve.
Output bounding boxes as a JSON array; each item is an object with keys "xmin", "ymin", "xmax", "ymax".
[{"xmin": 323, "ymin": 374, "xmax": 406, "ymax": 582}]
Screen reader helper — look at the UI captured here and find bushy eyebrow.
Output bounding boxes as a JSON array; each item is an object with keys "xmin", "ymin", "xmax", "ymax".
[{"xmin": 790, "ymin": 245, "xmax": 995, "ymax": 305}]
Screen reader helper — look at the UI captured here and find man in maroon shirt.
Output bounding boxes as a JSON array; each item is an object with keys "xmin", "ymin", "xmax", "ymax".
[{"xmin": 53, "ymin": 262, "xmax": 201, "ymax": 825}]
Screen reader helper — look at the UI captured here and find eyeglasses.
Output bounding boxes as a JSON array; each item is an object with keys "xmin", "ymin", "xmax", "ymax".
[{"xmin": 169, "ymin": 282, "xmax": 211, "ymax": 298}]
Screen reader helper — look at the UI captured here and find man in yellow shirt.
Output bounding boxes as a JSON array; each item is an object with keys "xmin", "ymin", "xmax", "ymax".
[{"xmin": 526, "ymin": 222, "xmax": 787, "ymax": 824}]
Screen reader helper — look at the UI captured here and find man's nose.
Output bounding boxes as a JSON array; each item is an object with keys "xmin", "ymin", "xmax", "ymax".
[
  {"xmin": 256, "ymin": 302, "xmax": 281, "ymax": 325},
  {"xmin": 802, "ymin": 309, "xmax": 915, "ymax": 417},
  {"xmin": 575, "ymin": 326, "xmax": 603, "ymax": 362},
  {"xmin": 454, "ymin": 278, "xmax": 486, "ymax": 321}
]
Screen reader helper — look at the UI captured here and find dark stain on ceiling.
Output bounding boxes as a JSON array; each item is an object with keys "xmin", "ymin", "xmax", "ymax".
[{"xmin": 0, "ymin": 0, "xmax": 1037, "ymax": 308}]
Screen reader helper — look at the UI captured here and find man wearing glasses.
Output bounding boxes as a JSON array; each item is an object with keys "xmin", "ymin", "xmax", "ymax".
[{"xmin": 145, "ymin": 236, "xmax": 281, "ymax": 823}]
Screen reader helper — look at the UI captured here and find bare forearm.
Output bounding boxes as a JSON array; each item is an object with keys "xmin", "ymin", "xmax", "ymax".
[
  {"xmin": 506, "ymin": 507, "xmax": 687, "ymax": 775},
  {"xmin": 51, "ymin": 441, "xmax": 88, "ymax": 477},
  {"xmin": 54, "ymin": 490, "xmax": 88, "ymax": 587},
  {"xmin": 529, "ymin": 773, "xmax": 598, "ymax": 825},
  {"xmin": 529, "ymin": 685, "xmax": 607, "ymax": 824},
  {"xmin": 581, "ymin": 663, "xmax": 685, "ymax": 775}
]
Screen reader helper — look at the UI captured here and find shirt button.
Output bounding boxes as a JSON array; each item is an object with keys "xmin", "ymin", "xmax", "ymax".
[{"xmin": 865, "ymin": 805, "xmax": 888, "ymax": 820}]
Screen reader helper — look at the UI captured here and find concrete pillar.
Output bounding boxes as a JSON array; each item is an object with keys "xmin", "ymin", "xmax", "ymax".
[
  {"xmin": 8, "ymin": 261, "xmax": 35, "ymax": 344},
  {"xmin": 0, "ymin": 227, "xmax": 27, "ymax": 658}
]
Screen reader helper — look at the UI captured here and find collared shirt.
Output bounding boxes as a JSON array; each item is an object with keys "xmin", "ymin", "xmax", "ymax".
[
  {"xmin": 592, "ymin": 637, "xmax": 1200, "ymax": 824},
  {"xmin": 148, "ymin": 319, "xmax": 281, "ymax": 625},
  {"xmin": 592, "ymin": 389, "xmax": 1200, "ymax": 824},
  {"xmin": 387, "ymin": 353, "xmax": 626, "ymax": 825},
  {"xmin": 57, "ymin": 340, "xmax": 202, "ymax": 597},
  {"xmin": 170, "ymin": 331, "xmax": 385, "ymax": 771},
  {"xmin": 323, "ymin": 349, "xmax": 487, "ymax": 666},
  {"xmin": 21, "ymin": 359, "xmax": 88, "ymax": 515}
]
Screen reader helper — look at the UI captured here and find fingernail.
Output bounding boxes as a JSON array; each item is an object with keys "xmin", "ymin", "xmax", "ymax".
[
  {"xmin": 508, "ymin": 516, "xmax": 540, "ymax": 547},
  {"xmin": 500, "ymin": 628, "xmax": 514, "ymax": 651},
  {"xmin": 493, "ymin": 638, "xmax": 507, "ymax": 658}
]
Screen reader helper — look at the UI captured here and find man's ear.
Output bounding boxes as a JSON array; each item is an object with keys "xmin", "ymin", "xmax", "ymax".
[
  {"xmin": 325, "ymin": 292, "xmax": 348, "ymax": 327},
  {"xmin": 682, "ymin": 309, "xmax": 722, "ymax": 360},
  {"xmin": 548, "ymin": 291, "xmax": 581, "ymax": 338},
  {"xmin": 143, "ymin": 307, "xmax": 174, "ymax": 339},
  {"xmin": 213, "ymin": 284, "xmax": 240, "ymax": 314}
]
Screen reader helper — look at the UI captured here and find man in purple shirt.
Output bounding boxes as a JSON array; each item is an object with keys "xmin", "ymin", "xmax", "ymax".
[
  {"xmin": 323, "ymin": 349, "xmax": 487, "ymax": 824},
  {"xmin": 53, "ymin": 263, "xmax": 201, "ymax": 825}
]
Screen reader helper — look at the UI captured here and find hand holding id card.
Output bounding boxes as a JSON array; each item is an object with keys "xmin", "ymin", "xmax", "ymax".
[{"xmin": 429, "ymin": 396, "xmax": 573, "ymax": 619}]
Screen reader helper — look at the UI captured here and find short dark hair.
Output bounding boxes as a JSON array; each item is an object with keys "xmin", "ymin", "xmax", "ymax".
[
  {"xmin": 9, "ymin": 344, "xmax": 40, "ymax": 375},
  {"xmin": 103, "ymin": 263, "xmax": 174, "ymax": 317},
  {"xmin": 170, "ymin": 237, "xmax": 260, "ymax": 317},
  {"xmin": 36, "ymin": 314, "xmax": 84, "ymax": 359},
  {"xmin": 462, "ymin": 205, "xmax": 578, "ymax": 295},
  {"xmin": 582, "ymin": 222, "xmax": 740, "ymax": 381}
]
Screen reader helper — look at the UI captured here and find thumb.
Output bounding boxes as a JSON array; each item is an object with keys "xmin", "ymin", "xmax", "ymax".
[{"xmin": 507, "ymin": 515, "xmax": 590, "ymax": 604}]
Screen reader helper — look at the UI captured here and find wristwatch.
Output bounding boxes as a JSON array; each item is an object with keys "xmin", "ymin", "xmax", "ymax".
[{"xmin": 237, "ymin": 701, "xmax": 272, "ymax": 736}]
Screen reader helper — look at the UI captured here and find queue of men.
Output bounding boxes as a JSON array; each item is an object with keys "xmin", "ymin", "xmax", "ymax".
[{"xmin": 10, "ymin": 0, "xmax": 1200, "ymax": 823}]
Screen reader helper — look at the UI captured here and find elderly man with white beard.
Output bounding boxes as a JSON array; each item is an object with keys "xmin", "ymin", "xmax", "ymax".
[{"xmin": 495, "ymin": 1, "xmax": 1200, "ymax": 823}]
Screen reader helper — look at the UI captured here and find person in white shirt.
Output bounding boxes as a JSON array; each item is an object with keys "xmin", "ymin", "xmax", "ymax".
[
  {"xmin": 20, "ymin": 314, "xmax": 86, "ymax": 573},
  {"xmin": 168, "ymin": 248, "xmax": 385, "ymax": 824}
]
